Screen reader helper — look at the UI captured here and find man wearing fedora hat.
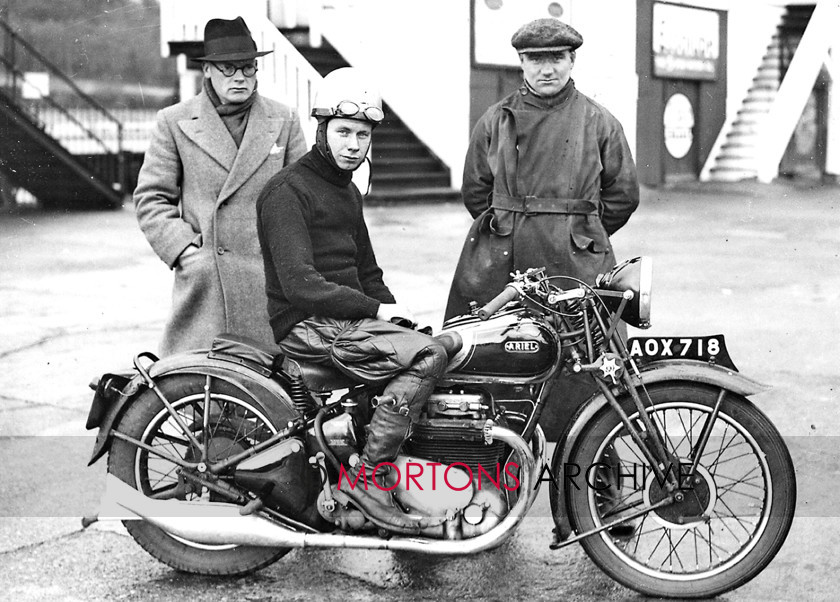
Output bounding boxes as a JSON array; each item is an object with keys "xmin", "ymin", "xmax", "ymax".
[
  {"xmin": 444, "ymin": 18, "xmax": 640, "ymax": 439},
  {"xmin": 134, "ymin": 16, "xmax": 306, "ymax": 356}
]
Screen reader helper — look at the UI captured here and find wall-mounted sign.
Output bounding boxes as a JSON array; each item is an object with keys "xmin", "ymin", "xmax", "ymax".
[
  {"xmin": 663, "ymin": 92, "xmax": 694, "ymax": 159},
  {"xmin": 652, "ymin": 2, "xmax": 719, "ymax": 80},
  {"xmin": 473, "ymin": 0, "xmax": 572, "ymax": 68}
]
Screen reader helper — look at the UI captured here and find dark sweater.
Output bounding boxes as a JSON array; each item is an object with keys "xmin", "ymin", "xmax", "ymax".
[{"xmin": 256, "ymin": 148, "xmax": 396, "ymax": 341}]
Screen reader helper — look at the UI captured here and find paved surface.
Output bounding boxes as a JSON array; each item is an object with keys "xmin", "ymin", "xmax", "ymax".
[{"xmin": 0, "ymin": 179, "xmax": 838, "ymax": 600}]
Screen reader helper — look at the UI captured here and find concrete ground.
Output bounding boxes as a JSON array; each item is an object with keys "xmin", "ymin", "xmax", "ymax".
[{"xmin": 0, "ymin": 178, "xmax": 838, "ymax": 600}]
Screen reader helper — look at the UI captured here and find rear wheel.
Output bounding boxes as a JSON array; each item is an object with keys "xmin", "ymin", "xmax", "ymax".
[
  {"xmin": 108, "ymin": 375, "xmax": 291, "ymax": 575},
  {"xmin": 566, "ymin": 384, "xmax": 795, "ymax": 598}
]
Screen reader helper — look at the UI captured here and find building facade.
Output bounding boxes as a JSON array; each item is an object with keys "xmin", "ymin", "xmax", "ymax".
[{"xmin": 161, "ymin": 0, "xmax": 838, "ymax": 188}]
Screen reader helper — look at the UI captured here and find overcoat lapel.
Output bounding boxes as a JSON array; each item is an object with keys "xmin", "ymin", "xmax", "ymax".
[
  {"xmin": 177, "ymin": 93, "xmax": 237, "ymax": 172},
  {"xmin": 217, "ymin": 98, "xmax": 280, "ymax": 206}
]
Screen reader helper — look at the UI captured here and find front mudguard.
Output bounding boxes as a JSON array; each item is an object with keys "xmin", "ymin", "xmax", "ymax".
[
  {"xmin": 547, "ymin": 359, "xmax": 770, "ymax": 542},
  {"xmin": 86, "ymin": 351, "xmax": 298, "ymax": 466}
]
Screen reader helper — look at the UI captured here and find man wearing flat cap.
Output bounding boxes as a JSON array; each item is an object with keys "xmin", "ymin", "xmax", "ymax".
[
  {"xmin": 444, "ymin": 18, "xmax": 640, "ymax": 437},
  {"xmin": 134, "ymin": 16, "xmax": 306, "ymax": 355}
]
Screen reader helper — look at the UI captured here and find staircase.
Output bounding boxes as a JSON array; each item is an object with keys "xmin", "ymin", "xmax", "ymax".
[
  {"xmin": 284, "ymin": 29, "xmax": 458, "ymax": 202},
  {"xmin": 708, "ymin": 5, "xmax": 815, "ymax": 182},
  {"xmin": 0, "ymin": 18, "xmax": 125, "ymax": 209}
]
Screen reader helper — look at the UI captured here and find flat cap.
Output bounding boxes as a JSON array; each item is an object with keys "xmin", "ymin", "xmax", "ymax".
[{"xmin": 511, "ymin": 18, "xmax": 583, "ymax": 53}]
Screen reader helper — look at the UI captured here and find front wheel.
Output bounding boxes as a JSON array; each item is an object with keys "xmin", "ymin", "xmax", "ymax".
[
  {"xmin": 565, "ymin": 383, "xmax": 795, "ymax": 598},
  {"xmin": 108, "ymin": 374, "xmax": 291, "ymax": 576}
]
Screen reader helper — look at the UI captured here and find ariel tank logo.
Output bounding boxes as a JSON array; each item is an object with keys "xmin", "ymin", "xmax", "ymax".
[{"xmin": 504, "ymin": 341, "xmax": 539, "ymax": 353}]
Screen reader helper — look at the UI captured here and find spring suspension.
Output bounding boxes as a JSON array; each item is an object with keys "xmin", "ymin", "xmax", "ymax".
[
  {"xmin": 566, "ymin": 297, "xmax": 605, "ymax": 351},
  {"xmin": 289, "ymin": 373, "xmax": 316, "ymax": 415}
]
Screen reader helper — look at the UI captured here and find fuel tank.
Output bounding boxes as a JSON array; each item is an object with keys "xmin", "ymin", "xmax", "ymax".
[{"xmin": 441, "ymin": 310, "xmax": 560, "ymax": 384}]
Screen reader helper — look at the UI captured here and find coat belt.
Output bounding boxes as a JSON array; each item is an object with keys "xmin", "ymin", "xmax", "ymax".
[{"xmin": 491, "ymin": 194, "xmax": 596, "ymax": 215}]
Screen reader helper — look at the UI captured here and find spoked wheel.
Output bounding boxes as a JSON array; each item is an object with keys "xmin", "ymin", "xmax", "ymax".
[
  {"xmin": 108, "ymin": 375, "xmax": 291, "ymax": 575},
  {"xmin": 566, "ymin": 384, "xmax": 795, "ymax": 598}
]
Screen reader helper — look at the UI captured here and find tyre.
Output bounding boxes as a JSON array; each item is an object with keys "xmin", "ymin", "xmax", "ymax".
[
  {"xmin": 565, "ymin": 383, "xmax": 795, "ymax": 598},
  {"xmin": 108, "ymin": 374, "xmax": 291, "ymax": 576}
]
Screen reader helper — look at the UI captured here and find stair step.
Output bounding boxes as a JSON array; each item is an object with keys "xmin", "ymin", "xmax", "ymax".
[
  {"xmin": 743, "ymin": 90, "xmax": 776, "ymax": 102},
  {"xmin": 366, "ymin": 186, "xmax": 461, "ymax": 203},
  {"xmin": 713, "ymin": 156, "xmax": 758, "ymax": 171},
  {"xmin": 373, "ymin": 157, "xmax": 446, "ymax": 173},
  {"xmin": 373, "ymin": 143, "xmax": 429, "ymax": 159},
  {"xmin": 371, "ymin": 172, "xmax": 451, "ymax": 186},
  {"xmin": 755, "ymin": 65, "xmax": 782, "ymax": 77},
  {"xmin": 374, "ymin": 131, "xmax": 429, "ymax": 146},
  {"xmin": 730, "ymin": 120, "xmax": 766, "ymax": 134},
  {"xmin": 719, "ymin": 146, "xmax": 758, "ymax": 159},
  {"xmin": 707, "ymin": 168, "xmax": 758, "ymax": 182}
]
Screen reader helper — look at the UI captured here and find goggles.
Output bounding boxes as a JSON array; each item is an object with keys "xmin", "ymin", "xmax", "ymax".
[
  {"xmin": 312, "ymin": 100, "xmax": 384, "ymax": 124},
  {"xmin": 212, "ymin": 62, "xmax": 258, "ymax": 77}
]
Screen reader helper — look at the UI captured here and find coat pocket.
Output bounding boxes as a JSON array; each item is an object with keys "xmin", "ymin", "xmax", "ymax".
[{"xmin": 570, "ymin": 215, "xmax": 608, "ymax": 253}]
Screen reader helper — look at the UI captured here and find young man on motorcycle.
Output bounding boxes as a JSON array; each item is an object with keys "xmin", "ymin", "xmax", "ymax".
[{"xmin": 256, "ymin": 68, "xmax": 448, "ymax": 532}]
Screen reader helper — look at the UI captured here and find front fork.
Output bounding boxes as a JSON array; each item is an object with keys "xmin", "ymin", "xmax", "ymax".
[{"xmin": 563, "ymin": 301, "xmax": 716, "ymax": 494}]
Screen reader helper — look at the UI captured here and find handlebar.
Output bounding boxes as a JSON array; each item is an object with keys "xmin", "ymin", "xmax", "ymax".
[{"xmin": 477, "ymin": 285, "xmax": 520, "ymax": 320}]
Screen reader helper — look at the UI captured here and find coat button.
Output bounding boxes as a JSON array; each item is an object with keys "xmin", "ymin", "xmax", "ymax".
[{"xmin": 217, "ymin": 246, "xmax": 225, "ymax": 255}]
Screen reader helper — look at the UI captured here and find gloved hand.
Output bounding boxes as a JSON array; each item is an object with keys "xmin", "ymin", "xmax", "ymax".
[{"xmin": 376, "ymin": 303, "xmax": 417, "ymax": 327}]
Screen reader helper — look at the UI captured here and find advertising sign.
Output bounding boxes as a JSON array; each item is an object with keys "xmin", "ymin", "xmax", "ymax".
[
  {"xmin": 663, "ymin": 92, "xmax": 694, "ymax": 158},
  {"xmin": 652, "ymin": 2, "xmax": 719, "ymax": 80}
]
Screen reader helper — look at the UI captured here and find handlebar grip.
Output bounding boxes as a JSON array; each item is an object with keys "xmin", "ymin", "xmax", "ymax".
[{"xmin": 477, "ymin": 285, "xmax": 520, "ymax": 321}]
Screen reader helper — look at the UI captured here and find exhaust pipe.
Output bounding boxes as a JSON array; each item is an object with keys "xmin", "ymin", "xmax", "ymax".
[{"xmin": 102, "ymin": 425, "xmax": 537, "ymax": 554}]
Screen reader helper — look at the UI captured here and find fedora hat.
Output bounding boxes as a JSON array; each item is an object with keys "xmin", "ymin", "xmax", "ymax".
[{"xmin": 196, "ymin": 16, "xmax": 272, "ymax": 62}]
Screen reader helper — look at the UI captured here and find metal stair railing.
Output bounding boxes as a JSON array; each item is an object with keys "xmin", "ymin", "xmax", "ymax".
[{"xmin": 0, "ymin": 17, "xmax": 126, "ymax": 193}]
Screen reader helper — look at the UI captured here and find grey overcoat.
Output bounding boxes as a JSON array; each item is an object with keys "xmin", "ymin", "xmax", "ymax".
[{"xmin": 135, "ymin": 90, "xmax": 307, "ymax": 355}]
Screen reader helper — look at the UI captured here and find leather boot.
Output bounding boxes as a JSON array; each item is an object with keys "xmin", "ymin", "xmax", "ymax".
[{"xmin": 334, "ymin": 398, "xmax": 427, "ymax": 533}]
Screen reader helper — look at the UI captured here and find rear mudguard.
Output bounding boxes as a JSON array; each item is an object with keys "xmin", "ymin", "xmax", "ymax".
[
  {"xmin": 87, "ymin": 351, "xmax": 298, "ymax": 465},
  {"xmin": 547, "ymin": 359, "xmax": 770, "ymax": 541}
]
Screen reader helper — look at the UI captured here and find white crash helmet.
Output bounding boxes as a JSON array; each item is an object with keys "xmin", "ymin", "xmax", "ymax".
[{"xmin": 311, "ymin": 67, "xmax": 385, "ymax": 125}]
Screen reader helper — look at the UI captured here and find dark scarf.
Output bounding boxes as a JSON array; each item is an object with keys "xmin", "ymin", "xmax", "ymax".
[{"xmin": 204, "ymin": 78, "xmax": 255, "ymax": 147}]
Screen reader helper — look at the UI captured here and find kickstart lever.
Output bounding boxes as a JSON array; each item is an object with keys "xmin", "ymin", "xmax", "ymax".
[{"xmin": 310, "ymin": 451, "xmax": 335, "ymax": 512}]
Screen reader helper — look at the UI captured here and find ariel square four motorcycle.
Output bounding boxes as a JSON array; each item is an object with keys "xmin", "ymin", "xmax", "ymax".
[{"xmin": 85, "ymin": 256, "xmax": 795, "ymax": 598}]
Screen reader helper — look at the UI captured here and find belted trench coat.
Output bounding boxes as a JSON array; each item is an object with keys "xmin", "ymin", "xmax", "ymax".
[
  {"xmin": 445, "ymin": 80, "xmax": 640, "ymax": 320},
  {"xmin": 135, "ymin": 90, "xmax": 306, "ymax": 355}
]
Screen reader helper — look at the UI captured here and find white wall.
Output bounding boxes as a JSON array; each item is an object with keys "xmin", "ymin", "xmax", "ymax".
[
  {"xmin": 314, "ymin": 0, "xmax": 471, "ymax": 188},
  {"xmin": 566, "ymin": 1, "xmax": 639, "ymax": 156}
]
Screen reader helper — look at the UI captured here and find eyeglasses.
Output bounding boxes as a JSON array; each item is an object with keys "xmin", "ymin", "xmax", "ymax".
[
  {"xmin": 313, "ymin": 100, "xmax": 384, "ymax": 124},
  {"xmin": 211, "ymin": 62, "xmax": 258, "ymax": 77}
]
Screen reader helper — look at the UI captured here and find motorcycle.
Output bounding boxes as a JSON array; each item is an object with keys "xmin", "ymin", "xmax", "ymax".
[{"xmin": 85, "ymin": 256, "xmax": 795, "ymax": 598}]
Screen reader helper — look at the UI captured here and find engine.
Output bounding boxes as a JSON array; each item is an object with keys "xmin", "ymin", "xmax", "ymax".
[
  {"xmin": 404, "ymin": 388, "xmax": 508, "ymax": 475},
  {"xmin": 312, "ymin": 387, "xmax": 519, "ymax": 538}
]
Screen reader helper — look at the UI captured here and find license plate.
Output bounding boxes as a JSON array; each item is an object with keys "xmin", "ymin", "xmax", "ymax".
[{"xmin": 626, "ymin": 335, "xmax": 737, "ymax": 371}]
